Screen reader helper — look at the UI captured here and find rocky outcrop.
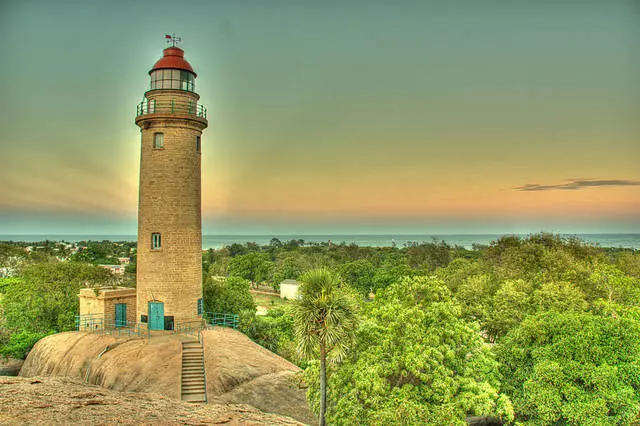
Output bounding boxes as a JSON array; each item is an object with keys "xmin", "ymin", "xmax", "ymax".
[
  {"xmin": 20, "ymin": 331, "xmax": 182, "ymax": 399},
  {"xmin": 19, "ymin": 328, "xmax": 314, "ymax": 424},
  {"xmin": 202, "ymin": 328, "xmax": 316, "ymax": 425},
  {"xmin": 0, "ymin": 376, "xmax": 303, "ymax": 425}
]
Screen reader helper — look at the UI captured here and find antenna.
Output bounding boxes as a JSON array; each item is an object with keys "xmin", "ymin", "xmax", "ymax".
[{"xmin": 165, "ymin": 33, "xmax": 182, "ymax": 47}]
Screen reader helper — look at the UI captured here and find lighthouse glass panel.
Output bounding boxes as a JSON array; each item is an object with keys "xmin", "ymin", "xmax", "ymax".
[{"xmin": 150, "ymin": 69, "xmax": 195, "ymax": 92}]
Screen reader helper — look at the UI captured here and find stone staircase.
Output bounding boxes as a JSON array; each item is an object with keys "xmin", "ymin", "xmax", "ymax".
[{"xmin": 181, "ymin": 340, "xmax": 207, "ymax": 403}]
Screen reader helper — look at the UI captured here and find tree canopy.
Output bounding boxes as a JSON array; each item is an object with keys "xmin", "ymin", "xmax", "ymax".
[{"xmin": 306, "ymin": 275, "xmax": 514, "ymax": 425}]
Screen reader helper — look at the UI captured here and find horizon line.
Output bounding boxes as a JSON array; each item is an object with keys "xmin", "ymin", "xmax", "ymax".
[{"xmin": 0, "ymin": 232, "xmax": 638, "ymax": 237}]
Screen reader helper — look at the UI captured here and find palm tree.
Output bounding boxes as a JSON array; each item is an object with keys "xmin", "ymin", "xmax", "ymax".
[{"xmin": 290, "ymin": 268, "xmax": 359, "ymax": 426}]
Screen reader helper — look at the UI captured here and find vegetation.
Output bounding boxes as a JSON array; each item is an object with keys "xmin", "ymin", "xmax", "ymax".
[
  {"xmin": 0, "ymin": 241, "xmax": 131, "ymax": 359},
  {"xmin": 498, "ymin": 310, "xmax": 640, "ymax": 425},
  {"xmin": 306, "ymin": 275, "xmax": 513, "ymax": 425},
  {"xmin": 290, "ymin": 269, "xmax": 359, "ymax": 426},
  {"xmin": 203, "ymin": 275, "xmax": 256, "ymax": 316},
  {"xmin": 243, "ymin": 306, "xmax": 301, "ymax": 365},
  {"xmin": 1, "ymin": 234, "xmax": 639, "ymax": 424}
]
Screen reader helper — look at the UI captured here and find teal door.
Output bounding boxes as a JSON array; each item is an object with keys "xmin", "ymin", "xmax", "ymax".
[
  {"xmin": 148, "ymin": 302, "xmax": 164, "ymax": 330},
  {"xmin": 115, "ymin": 303, "xmax": 126, "ymax": 328}
]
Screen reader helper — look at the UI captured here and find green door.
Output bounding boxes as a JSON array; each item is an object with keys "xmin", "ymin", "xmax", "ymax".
[
  {"xmin": 115, "ymin": 303, "xmax": 126, "ymax": 328},
  {"xmin": 148, "ymin": 302, "xmax": 164, "ymax": 330}
]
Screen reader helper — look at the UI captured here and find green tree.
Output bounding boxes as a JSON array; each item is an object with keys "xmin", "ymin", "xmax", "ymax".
[
  {"xmin": 291, "ymin": 269, "xmax": 359, "ymax": 426},
  {"xmin": 616, "ymin": 251, "xmax": 640, "ymax": 278},
  {"xmin": 226, "ymin": 243, "xmax": 247, "ymax": 257},
  {"xmin": 227, "ymin": 252, "xmax": 273, "ymax": 285},
  {"xmin": 2, "ymin": 262, "xmax": 114, "ymax": 333},
  {"xmin": 436, "ymin": 257, "xmax": 487, "ymax": 293},
  {"xmin": 372, "ymin": 255, "xmax": 421, "ymax": 292},
  {"xmin": 202, "ymin": 276, "xmax": 256, "ymax": 315},
  {"xmin": 589, "ymin": 264, "xmax": 640, "ymax": 306},
  {"xmin": 272, "ymin": 254, "xmax": 306, "ymax": 291},
  {"xmin": 455, "ymin": 273, "xmax": 498, "ymax": 329},
  {"xmin": 497, "ymin": 311, "xmax": 640, "ymax": 425},
  {"xmin": 338, "ymin": 259, "xmax": 375, "ymax": 296},
  {"xmin": 309, "ymin": 275, "xmax": 513, "ymax": 425},
  {"xmin": 486, "ymin": 279, "xmax": 534, "ymax": 341},
  {"xmin": 243, "ymin": 307, "xmax": 303, "ymax": 366},
  {"xmin": 532, "ymin": 281, "xmax": 588, "ymax": 313}
]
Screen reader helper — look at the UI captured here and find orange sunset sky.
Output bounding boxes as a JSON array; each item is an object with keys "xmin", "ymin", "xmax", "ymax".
[{"xmin": 1, "ymin": 0, "xmax": 639, "ymax": 235}]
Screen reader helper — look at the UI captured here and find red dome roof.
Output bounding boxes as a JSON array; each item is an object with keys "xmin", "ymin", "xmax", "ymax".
[{"xmin": 150, "ymin": 47, "xmax": 196, "ymax": 76}]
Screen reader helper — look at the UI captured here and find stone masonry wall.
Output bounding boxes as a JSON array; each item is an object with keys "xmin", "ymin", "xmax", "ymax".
[{"xmin": 135, "ymin": 89, "xmax": 207, "ymax": 326}]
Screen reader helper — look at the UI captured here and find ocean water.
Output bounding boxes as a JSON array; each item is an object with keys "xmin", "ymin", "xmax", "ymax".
[{"xmin": 0, "ymin": 233, "xmax": 638, "ymax": 250}]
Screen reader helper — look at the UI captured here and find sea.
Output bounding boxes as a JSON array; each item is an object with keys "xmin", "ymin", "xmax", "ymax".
[{"xmin": 0, "ymin": 234, "xmax": 639, "ymax": 250}]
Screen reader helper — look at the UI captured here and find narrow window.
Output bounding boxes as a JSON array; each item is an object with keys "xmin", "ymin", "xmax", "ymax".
[
  {"xmin": 153, "ymin": 132, "xmax": 164, "ymax": 149},
  {"xmin": 151, "ymin": 233, "xmax": 162, "ymax": 249},
  {"xmin": 197, "ymin": 298, "xmax": 203, "ymax": 315},
  {"xmin": 196, "ymin": 136, "xmax": 201, "ymax": 153}
]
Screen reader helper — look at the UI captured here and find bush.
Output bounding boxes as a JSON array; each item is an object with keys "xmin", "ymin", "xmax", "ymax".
[{"xmin": 0, "ymin": 330, "xmax": 53, "ymax": 359}]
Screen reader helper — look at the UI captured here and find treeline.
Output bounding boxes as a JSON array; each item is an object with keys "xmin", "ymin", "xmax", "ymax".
[
  {"xmin": 208, "ymin": 234, "xmax": 640, "ymax": 425},
  {"xmin": 0, "ymin": 240, "xmax": 136, "ymax": 266},
  {"xmin": 205, "ymin": 237, "xmax": 475, "ymax": 294}
]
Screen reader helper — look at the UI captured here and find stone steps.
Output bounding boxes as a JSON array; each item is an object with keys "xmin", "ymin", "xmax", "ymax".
[{"xmin": 180, "ymin": 340, "xmax": 207, "ymax": 403}]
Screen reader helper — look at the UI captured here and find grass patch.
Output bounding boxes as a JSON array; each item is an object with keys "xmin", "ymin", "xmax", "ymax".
[{"xmin": 253, "ymin": 293, "xmax": 290, "ymax": 308}]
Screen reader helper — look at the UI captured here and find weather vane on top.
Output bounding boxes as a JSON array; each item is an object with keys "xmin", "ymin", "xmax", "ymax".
[{"xmin": 165, "ymin": 33, "xmax": 182, "ymax": 47}]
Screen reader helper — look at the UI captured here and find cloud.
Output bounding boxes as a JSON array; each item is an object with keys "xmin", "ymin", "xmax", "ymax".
[{"xmin": 515, "ymin": 178, "xmax": 640, "ymax": 192}]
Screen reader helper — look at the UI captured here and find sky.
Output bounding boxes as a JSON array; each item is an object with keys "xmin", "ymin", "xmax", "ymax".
[{"xmin": 1, "ymin": 0, "xmax": 639, "ymax": 235}]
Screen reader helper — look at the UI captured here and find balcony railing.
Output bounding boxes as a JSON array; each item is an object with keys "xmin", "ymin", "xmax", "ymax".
[{"xmin": 136, "ymin": 99, "xmax": 207, "ymax": 119}]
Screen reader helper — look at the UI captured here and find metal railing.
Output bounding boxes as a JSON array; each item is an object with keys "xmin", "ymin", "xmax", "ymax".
[
  {"xmin": 173, "ymin": 319, "xmax": 203, "ymax": 339},
  {"xmin": 136, "ymin": 99, "xmax": 207, "ymax": 119},
  {"xmin": 76, "ymin": 311, "xmax": 239, "ymax": 338},
  {"xmin": 75, "ymin": 314, "xmax": 147, "ymax": 338},
  {"xmin": 203, "ymin": 312, "xmax": 239, "ymax": 329},
  {"xmin": 198, "ymin": 329, "xmax": 208, "ymax": 403}
]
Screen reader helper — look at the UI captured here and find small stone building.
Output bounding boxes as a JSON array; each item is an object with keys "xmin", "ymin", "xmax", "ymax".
[
  {"xmin": 78, "ymin": 287, "xmax": 136, "ymax": 330},
  {"xmin": 280, "ymin": 279, "xmax": 300, "ymax": 300}
]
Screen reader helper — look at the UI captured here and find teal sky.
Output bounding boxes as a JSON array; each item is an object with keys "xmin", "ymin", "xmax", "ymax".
[{"xmin": 1, "ymin": 0, "xmax": 639, "ymax": 235}]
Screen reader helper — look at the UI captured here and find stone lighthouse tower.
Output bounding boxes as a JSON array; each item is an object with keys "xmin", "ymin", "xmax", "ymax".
[{"xmin": 134, "ymin": 39, "xmax": 207, "ymax": 330}]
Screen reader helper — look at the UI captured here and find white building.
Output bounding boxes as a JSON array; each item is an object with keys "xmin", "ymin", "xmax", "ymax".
[{"xmin": 280, "ymin": 279, "xmax": 300, "ymax": 300}]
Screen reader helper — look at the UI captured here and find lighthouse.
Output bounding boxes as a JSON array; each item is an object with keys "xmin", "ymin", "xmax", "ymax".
[{"xmin": 134, "ymin": 37, "xmax": 208, "ymax": 330}]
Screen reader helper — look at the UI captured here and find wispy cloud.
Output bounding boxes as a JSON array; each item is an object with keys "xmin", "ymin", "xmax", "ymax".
[{"xmin": 515, "ymin": 178, "xmax": 640, "ymax": 192}]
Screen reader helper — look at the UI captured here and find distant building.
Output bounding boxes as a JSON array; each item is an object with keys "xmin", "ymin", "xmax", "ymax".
[
  {"xmin": 98, "ymin": 264, "xmax": 126, "ymax": 275},
  {"xmin": 280, "ymin": 279, "xmax": 300, "ymax": 300},
  {"xmin": 118, "ymin": 257, "xmax": 131, "ymax": 265}
]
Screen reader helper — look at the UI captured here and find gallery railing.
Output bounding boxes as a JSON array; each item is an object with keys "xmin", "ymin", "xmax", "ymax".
[{"xmin": 136, "ymin": 99, "xmax": 207, "ymax": 119}]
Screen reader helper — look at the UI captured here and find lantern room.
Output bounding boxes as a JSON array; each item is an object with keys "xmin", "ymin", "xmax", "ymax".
[{"xmin": 149, "ymin": 46, "xmax": 196, "ymax": 92}]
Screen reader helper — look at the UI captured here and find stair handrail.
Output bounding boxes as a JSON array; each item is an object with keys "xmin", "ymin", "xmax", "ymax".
[{"xmin": 198, "ymin": 329, "xmax": 208, "ymax": 403}]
